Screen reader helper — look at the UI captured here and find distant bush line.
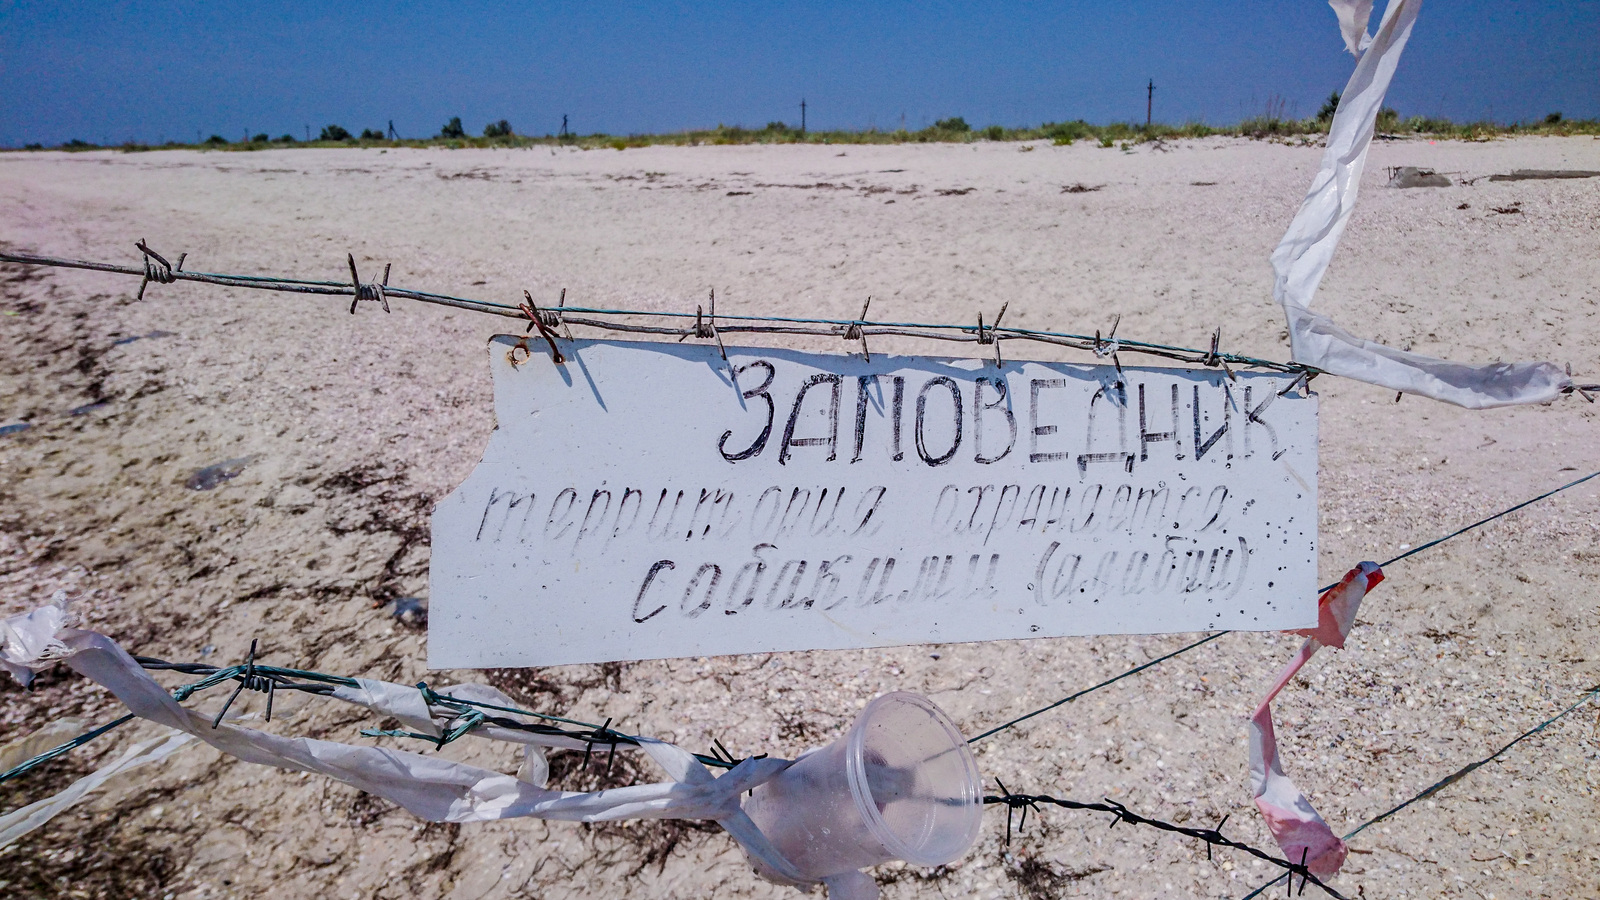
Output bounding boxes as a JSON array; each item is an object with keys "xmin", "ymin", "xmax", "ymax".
[{"xmin": 17, "ymin": 111, "xmax": 1599, "ymax": 153}]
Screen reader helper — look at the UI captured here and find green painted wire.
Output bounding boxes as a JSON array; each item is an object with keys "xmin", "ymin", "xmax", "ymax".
[
  {"xmin": 1371, "ymin": 469, "xmax": 1600, "ymax": 572},
  {"xmin": 0, "ymin": 714, "xmax": 136, "ymax": 785}
]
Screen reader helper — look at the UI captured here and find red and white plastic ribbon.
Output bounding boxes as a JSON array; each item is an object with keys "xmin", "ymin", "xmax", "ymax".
[{"xmin": 1249, "ymin": 562, "xmax": 1384, "ymax": 879}]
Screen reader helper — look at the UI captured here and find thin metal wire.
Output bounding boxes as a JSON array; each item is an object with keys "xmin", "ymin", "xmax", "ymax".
[
  {"xmin": 967, "ymin": 469, "xmax": 1600, "ymax": 744},
  {"xmin": 1237, "ymin": 685, "xmax": 1600, "ymax": 900},
  {"xmin": 967, "ymin": 632, "xmax": 1229, "ymax": 744},
  {"xmin": 1370, "ymin": 469, "xmax": 1600, "ymax": 571}
]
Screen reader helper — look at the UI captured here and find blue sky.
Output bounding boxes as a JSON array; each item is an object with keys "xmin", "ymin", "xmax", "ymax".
[{"xmin": 1, "ymin": 1, "xmax": 1594, "ymax": 146}]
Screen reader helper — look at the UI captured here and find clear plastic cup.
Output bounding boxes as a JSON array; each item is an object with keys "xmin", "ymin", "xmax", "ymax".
[{"xmin": 743, "ymin": 691, "xmax": 982, "ymax": 881}]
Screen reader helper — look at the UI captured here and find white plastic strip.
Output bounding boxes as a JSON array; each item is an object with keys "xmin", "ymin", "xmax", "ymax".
[
  {"xmin": 0, "ymin": 729, "xmax": 196, "ymax": 849},
  {"xmin": 1327, "ymin": 0, "xmax": 1374, "ymax": 55},
  {"xmin": 0, "ymin": 718, "xmax": 89, "ymax": 772},
  {"xmin": 1273, "ymin": 0, "xmax": 1571, "ymax": 409},
  {"xmin": 0, "ymin": 606, "xmax": 817, "ymax": 886}
]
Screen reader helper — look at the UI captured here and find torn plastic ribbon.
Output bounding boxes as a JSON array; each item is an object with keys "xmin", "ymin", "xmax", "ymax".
[
  {"xmin": 1327, "ymin": 0, "xmax": 1374, "ymax": 56},
  {"xmin": 1250, "ymin": 562, "xmax": 1383, "ymax": 879},
  {"xmin": 1272, "ymin": 0, "xmax": 1571, "ymax": 408},
  {"xmin": 0, "ymin": 608, "xmax": 857, "ymax": 891},
  {"xmin": 0, "ymin": 592, "xmax": 71, "ymax": 686}
]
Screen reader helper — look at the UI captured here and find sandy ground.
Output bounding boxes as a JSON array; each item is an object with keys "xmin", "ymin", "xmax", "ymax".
[{"xmin": 1, "ymin": 136, "xmax": 1598, "ymax": 899}]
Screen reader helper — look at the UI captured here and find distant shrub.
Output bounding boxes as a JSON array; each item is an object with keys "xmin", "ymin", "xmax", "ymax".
[
  {"xmin": 24, "ymin": 142, "xmax": 42, "ymax": 150},
  {"xmin": 1317, "ymin": 92, "xmax": 1340, "ymax": 121},
  {"xmin": 319, "ymin": 125, "xmax": 352, "ymax": 141},
  {"xmin": 274, "ymin": 134, "xmax": 296, "ymax": 143},
  {"xmin": 1044, "ymin": 120, "xmax": 1090, "ymax": 145},
  {"xmin": 439, "ymin": 117, "xmax": 466, "ymax": 139},
  {"xmin": 359, "ymin": 128, "xmax": 384, "ymax": 140},
  {"xmin": 933, "ymin": 117, "xmax": 970, "ymax": 132},
  {"xmin": 1376, "ymin": 107, "xmax": 1400, "ymax": 131},
  {"xmin": 765, "ymin": 121, "xmax": 788, "ymax": 131},
  {"xmin": 1545, "ymin": 111, "xmax": 1563, "ymax": 124},
  {"xmin": 204, "ymin": 134, "xmax": 228, "ymax": 145},
  {"xmin": 1043, "ymin": 120, "xmax": 1094, "ymax": 144},
  {"xmin": 982, "ymin": 124, "xmax": 1004, "ymax": 140},
  {"xmin": 1098, "ymin": 135, "xmax": 1114, "ymax": 148},
  {"xmin": 609, "ymin": 138, "xmax": 628, "ymax": 150},
  {"xmin": 1404, "ymin": 116, "xmax": 1455, "ymax": 134},
  {"xmin": 251, "ymin": 133, "xmax": 268, "ymax": 142},
  {"xmin": 483, "ymin": 119, "xmax": 513, "ymax": 138}
]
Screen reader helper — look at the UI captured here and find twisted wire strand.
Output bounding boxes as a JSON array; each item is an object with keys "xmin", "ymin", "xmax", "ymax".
[
  {"xmin": 7, "ymin": 247, "xmax": 1599, "ymax": 396},
  {"xmin": 0, "ymin": 653, "xmax": 745, "ymax": 788}
]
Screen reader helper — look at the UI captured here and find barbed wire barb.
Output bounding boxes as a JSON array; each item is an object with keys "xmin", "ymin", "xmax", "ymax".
[
  {"xmin": 841, "ymin": 296, "xmax": 871, "ymax": 360},
  {"xmin": 134, "ymin": 239, "xmax": 176, "ymax": 301},
  {"xmin": 519, "ymin": 289, "xmax": 566, "ymax": 363}
]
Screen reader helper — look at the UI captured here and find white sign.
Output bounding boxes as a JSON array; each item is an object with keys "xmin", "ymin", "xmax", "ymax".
[{"xmin": 428, "ymin": 337, "xmax": 1317, "ymax": 668}]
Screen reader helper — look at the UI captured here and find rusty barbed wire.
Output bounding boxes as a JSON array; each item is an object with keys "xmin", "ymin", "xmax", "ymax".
[
  {"xmin": 987, "ymin": 778, "xmax": 1348, "ymax": 899},
  {"xmin": 9, "ymin": 244, "xmax": 1598, "ymax": 395},
  {"xmin": 0, "ymin": 246, "xmax": 1315, "ymax": 377},
  {"xmin": 9, "ymin": 244, "xmax": 1599, "ymax": 394}
]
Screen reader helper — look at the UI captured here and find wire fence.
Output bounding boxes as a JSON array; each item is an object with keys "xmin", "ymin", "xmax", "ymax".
[
  {"xmin": 4, "ymin": 467, "xmax": 1594, "ymax": 894},
  {"xmin": 3, "ymin": 243, "xmax": 1598, "ymax": 894},
  {"xmin": 0, "ymin": 634, "xmax": 1340, "ymax": 896}
]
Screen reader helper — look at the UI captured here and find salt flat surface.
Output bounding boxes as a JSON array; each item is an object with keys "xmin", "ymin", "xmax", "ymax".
[{"xmin": 1, "ymin": 136, "xmax": 1597, "ymax": 898}]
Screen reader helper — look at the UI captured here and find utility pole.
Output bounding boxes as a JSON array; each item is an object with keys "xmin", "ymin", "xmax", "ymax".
[
  {"xmin": 387, "ymin": 120, "xmax": 398, "ymax": 140},
  {"xmin": 305, "ymin": 124, "xmax": 310, "ymax": 142},
  {"xmin": 1147, "ymin": 79, "xmax": 1155, "ymax": 128},
  {"xmin": 559, "ymin": 114, "xmax": 569, "ymax": 139},
  {"xmin": 800, "ymin": 98, "xmax": 807, "ymax": 137}
]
